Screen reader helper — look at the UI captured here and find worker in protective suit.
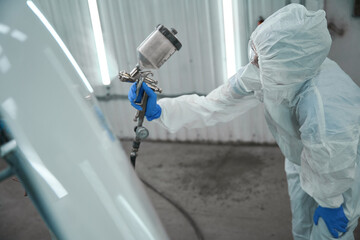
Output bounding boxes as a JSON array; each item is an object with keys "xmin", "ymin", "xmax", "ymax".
[{"xmin": 128, "ymin": 4, "xmax": 360, "ymax": 239}]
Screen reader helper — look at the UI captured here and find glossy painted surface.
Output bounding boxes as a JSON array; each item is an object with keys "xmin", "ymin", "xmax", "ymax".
[{"xmin": 0, "ymin": 1, "xmax": 169, "ymax": 239}]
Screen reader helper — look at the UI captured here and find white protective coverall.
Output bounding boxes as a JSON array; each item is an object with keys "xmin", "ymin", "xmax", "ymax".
[{"xmin": 154, "ymin": 4, "xmax": 360, "ymax": 240}]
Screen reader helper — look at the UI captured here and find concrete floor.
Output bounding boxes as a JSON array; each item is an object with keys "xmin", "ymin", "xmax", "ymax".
[{"xmin": 0, "ymin": 140, "xmax": 359, "ymax": 240}]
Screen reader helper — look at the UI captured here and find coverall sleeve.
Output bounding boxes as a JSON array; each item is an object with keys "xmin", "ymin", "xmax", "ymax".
[
  {"xmin": 297, "ymin": 89, "xmax": 360, "ymax": 208},
  {"xmin": 154, "ymin": 68, "xmax": 260, "ymax": 133}
]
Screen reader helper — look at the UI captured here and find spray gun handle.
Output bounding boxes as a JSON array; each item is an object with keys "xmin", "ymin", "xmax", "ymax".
[
  {"xmin": 133, "ymin": 77, "xmax": 147, "ymax": 122},
  {"xmin": 134, "ymin": 92, "xmax": 148, "ymax": 123}
]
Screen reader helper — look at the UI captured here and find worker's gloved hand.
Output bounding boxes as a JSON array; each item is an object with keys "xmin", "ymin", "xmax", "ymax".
[
  {"xmin": 128, "ymin": 82, "xmax": 161, "ymax": 121},
  {"xmin": 313, "ymin": 205, "xmax": 349, "ymax": 238}
]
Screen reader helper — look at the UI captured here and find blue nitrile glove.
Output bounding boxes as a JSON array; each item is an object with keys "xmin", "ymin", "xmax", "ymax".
[
  {"xmin": 128, "ymin": 82, "xmax": 161, "ymax": 121},
  {"xmin": 313, "ymin": 205, "xmax": 349, "ymax": 238}
]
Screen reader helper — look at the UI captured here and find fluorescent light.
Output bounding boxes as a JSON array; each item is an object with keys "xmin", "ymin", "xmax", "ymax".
[
  {"xmin": 88, "ymin": 0, "xmax": 111, "ymax": 85},
  {"xmin": 26, "ymin": 1, "xmax": 94, "ymax": 93},
  {"xmin": 222, "ymin": 0, "xmax": 236, "ymax": 79}
]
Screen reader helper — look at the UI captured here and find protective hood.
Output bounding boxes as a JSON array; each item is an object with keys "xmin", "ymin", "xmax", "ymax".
[{"xmin": 250, "ymin": 3, "xmax": 332, "ymax": 103}]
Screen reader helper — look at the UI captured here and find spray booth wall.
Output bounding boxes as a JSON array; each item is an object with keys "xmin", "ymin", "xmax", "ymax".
[{"xmin": 32, "ymin": 0, "xmax": 358, "ymax": 143}]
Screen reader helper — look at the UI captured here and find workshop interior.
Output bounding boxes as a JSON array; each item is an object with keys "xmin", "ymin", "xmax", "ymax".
[{"xmin": 0, "ymin": 0, "xmax": 359, "ymax": 239}]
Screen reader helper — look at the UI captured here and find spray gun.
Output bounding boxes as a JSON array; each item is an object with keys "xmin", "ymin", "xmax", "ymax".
[{"xmin": 119, "ymin": 24, "xmax": 182, "ymax": 167}]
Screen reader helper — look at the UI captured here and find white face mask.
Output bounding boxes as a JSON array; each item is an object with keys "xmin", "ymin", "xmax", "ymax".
[{"xmin": 240, "ymin": 62, "xmax": 262, "ymax": 92}]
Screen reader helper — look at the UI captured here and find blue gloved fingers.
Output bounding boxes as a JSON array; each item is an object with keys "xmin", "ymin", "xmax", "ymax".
[
  {"xmin": 335, "ymin": 225, "xmax": 347, "ymax": 233},
  {"xmin": 129, "ymin": 82, "xmax": 145, "ymax": 103},
  {"xmin": 141, "ymin": 81, "xmax": 156, "ymax": 97},
  {"xmin": 336, "ymin": 220, "xmax": 348, "ymax": 234},
  {"xmin": 128, "ymin": 82, "xmax": 161, "ymax": 120},
  {"xmin": 128, "ymin": 83, "xmax": 143, "ymax": 111},
  {"xmin": 329, "ymin": 228, "xmax": 339, "ymax": 238},
  {"xmin": 130, "ymin": 99, "xmax": 143, "ymax": 111},
  {"xmin": 128, "ymin": 83, "xmax": 137, "ymax": 100},
  {"xmin": 132, "ymin": 103, "xmax": 143, "ymax": 111},
  {"xmin": 141, "ymin": 82, "xmax": 162, "ymax": 121},
  {"xmin": 313, "ymin": 208, "xmax": 320, "ymax": 225},
  {"xmin": 313, "ymin": 205, "xmax": 349, "ymax": 238},
  {"xmin": 338, "ymin": 208, "xmax": 349, "ymax": 228},
  {"xmin": 338, "ymin": 221, "xmax": 348, "ymax": 229}
]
